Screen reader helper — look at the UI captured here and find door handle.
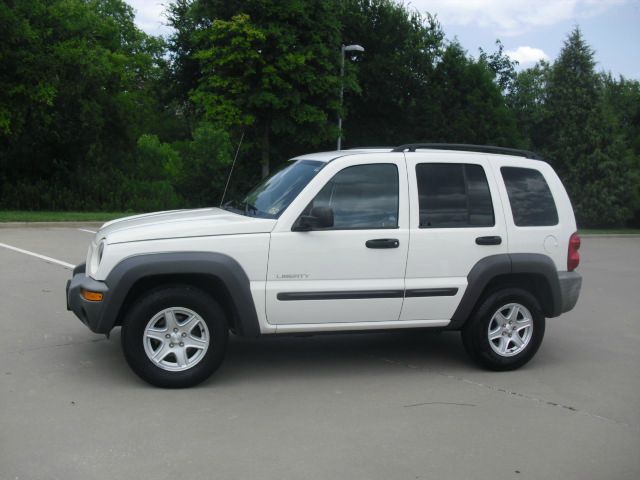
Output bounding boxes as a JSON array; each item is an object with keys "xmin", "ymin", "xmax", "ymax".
[
  {"xmin": 366, "ymin": 238, "xmax": 400, "ymax": 249},
  {"xmin": 476, "ymin": 236, "xmax": 502, "ymax": 245}
]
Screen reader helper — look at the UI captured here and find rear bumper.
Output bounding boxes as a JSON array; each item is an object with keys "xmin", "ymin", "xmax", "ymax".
[
  {"xmin": 558, "ymin": 271, "xmax": 582, "ymax": 314},
  {"xmin": 66, "ymin": 263, "xmax": 110, "ymax": 333}
]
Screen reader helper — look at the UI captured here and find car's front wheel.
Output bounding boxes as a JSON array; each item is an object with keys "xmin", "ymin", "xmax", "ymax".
[
  {"xmin": 461, "ymin": 288, "xmax": 545, "ymax": 371},
  {"xmin": 121, "ymin": 285, "xmax": 228, "ymax": 388}
]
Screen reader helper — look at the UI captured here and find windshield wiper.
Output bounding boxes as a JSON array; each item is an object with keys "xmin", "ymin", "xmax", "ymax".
[
  {"xmin": 244, "ymin": 202, "xmax": 258, "ymax": 216},
  {"xmin": 221, "ymin": 200, "xmax": 258, "ymax": 217},
  {"xmin": 221, "ymin": 201, "xmax": 245, "ymax": 216}
]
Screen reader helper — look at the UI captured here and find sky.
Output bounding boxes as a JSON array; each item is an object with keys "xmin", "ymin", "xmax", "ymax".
[{"xmin": 125, "ymin": 0, "xmax": 640, "ymax": 79}]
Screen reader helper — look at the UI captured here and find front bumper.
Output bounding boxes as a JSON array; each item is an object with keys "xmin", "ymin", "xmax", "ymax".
[
  {"xmin": 66, "ymin": 263, "xmax": 110, "ymax": 333},
  {"xmin": 558, "ymin": 271, "xmax": 582, "ymax": 314}
]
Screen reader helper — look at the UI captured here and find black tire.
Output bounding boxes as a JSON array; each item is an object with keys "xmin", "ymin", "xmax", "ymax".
[
  {"xmin": 461, "ymin": 288, "xmax": 545, "ymax": 371},
  {"xmin": 121, "ymin": 285, "xmax": 228, "ymax": 388}
]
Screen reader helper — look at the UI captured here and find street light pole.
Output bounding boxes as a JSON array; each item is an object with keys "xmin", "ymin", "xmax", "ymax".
[{"xmin": 337, "ymin": 44, "xmax": 364, "ymax": 151}]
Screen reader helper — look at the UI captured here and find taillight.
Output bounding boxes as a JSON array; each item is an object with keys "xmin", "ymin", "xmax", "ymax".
[{"xmin": 568, "ymin": 232, "xmax": 581, "ymax": 271}]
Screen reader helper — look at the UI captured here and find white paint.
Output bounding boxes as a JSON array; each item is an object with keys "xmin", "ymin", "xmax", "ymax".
[
  {"xmin": 401, "ymin": 152, "xmax": 509, "ymax": 321},
  {"xmin": 490, "ymin": 156, "xmax": 576, "ymax": 270},
  {"xmin": 78, "ymin": 228, "xmax": 97, "ymax": 234},
  {"xmin": 0, "ymin": 242, "xmax": 75, "ymax": 270},
  {"xmin": 95, "ymin": 234, "xmax": 273, "ymax": 333},
  {"xmin": 544, "ymin": 235, "xmax": 559, "ymax": 254},
  {"xmin": 99, "ymin": 207, "xmax": 275, "ymax": 244},
  {"xmin": 267, "ymin": 153, "xmax": 410, "ymax": 325},
  {"xmin": 82, "ymin": 147, "xmax": 577, "ymax": 335}
]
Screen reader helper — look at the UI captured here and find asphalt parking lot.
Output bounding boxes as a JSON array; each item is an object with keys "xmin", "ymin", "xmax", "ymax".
[{"xmin": 0, "ymin": 225, "xmax": 639, "ymax": 480}]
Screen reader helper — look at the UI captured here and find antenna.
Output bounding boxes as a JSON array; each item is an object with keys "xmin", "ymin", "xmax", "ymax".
[{"xmin": 220, "ymin": 129, "xmax": 245, "ymax": 207}]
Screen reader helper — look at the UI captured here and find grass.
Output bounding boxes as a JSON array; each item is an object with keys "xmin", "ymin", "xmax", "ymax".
[{"xmin": 0, "ymin": 210, "xmax": 137, "ymax": 222}]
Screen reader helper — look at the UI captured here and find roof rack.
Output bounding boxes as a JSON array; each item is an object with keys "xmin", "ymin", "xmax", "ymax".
[
  {"xmin": 347, "ymin": 146, "xmax": 395, "ymax": 150},
  {"xmin": 391, "ymin": 143, "xmax": 542, "ymax": 160}
]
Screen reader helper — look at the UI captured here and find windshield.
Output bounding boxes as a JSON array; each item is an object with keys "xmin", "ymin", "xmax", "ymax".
[{"xmin": 223, "ymin": 159, "xmax": 325, "ymax": 219}]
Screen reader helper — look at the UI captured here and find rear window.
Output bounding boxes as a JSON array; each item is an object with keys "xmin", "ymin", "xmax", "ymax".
[
  {"xmin": 501, "ymin": 167, "xmax": 558, "ymax": 226},
  {"xmin": 416, "ymin": 163, "xmax": 494, "ymax": 228}
]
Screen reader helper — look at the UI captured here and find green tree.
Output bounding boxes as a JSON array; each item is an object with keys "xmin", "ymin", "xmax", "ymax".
[
  {"xmin": 424, "ymin": 41, "xmax": 520, "ymax": 145},
  {"xmin": 0, "ymin": 0, "xmax": 171, "ymax": 210},
  {"xmin": 600, "ymin": 75, "xmax": 640, "ymax": 225},
  {"xmin": 507, "ymin": 61, "xmax": 550, "ymax": 149},
  {"xmin": 601, "ymin": 74, "xmax": 640, "ymax": 154},
  {"xmin": 479, "ymin": 39, "xmax": 518, "ymax": 94},
  {"xmin": 339, "ymin": 0, "xmax": 444, "ymax": 146},
  {"xmin": 165, "ymin": 0, "xmax": 204, "ymax": 136},
  {"xmin": 170, "ymin": 123, "xmax": 233, "ymax": 206},
  {"xmin": 526, "ymin": 27, "xmax": 640, "ymax": 227},
  {"xmin": 340, "ymin": 1, "xmax": 519, "ymax": 147},
  {"xmin": 173, "ymin": 0, "xmax": 343, "ymax": 177},
  {"xmin": 543, "ymin": 28, "xmax": 600, "ymax": 175}
]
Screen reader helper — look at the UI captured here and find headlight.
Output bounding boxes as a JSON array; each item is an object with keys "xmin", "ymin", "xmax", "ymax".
[
  {"xmin": 97, "ymin": 240, "xmax": 105, "ymax": 264},
  {"xmin": 87, "ymin": 238, "xmax": 107, "ymax": 278}
]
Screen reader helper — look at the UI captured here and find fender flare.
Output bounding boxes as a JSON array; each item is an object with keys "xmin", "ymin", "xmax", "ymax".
[
  {"xmin": 96, "ymin": 252, "xmax": 260, "ymax": 337},
  {"xmin": 448, "ymin": 253, "xmax": 562, "ymax": 329}
]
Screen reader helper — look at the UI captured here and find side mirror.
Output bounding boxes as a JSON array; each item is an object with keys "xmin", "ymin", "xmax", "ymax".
[{"xmin": 293, "ymin": 206, "xmax": 334, "ymax": 231}]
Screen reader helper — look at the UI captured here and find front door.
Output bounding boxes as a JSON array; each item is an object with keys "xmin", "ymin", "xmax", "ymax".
[{"xmin": 266, "ymin": 154, "xmax": 409, "ymax": 326}]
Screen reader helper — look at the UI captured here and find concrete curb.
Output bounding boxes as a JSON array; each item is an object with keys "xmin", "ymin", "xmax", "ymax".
[
  {"xmin": 580, "ymin": 234, "xmax": 640, "ymax": 238},
  {"xmin": 0, "ymin": 221, "xmax": 104, "ymax": 229}
]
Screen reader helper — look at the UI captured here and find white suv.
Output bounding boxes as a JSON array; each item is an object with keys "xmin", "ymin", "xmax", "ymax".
[{"xmin": 66, "ymin": 144, "xmax": 582, "ymax": 387}]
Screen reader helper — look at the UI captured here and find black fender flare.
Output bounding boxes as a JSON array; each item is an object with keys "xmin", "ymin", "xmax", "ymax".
[
  {"xmin": 448, "ymin": 253, "xmax": 562, "ymax": 329},
  {"xmin": 96, "ymin": 252, "xmax": 261, "ymax": 337}
]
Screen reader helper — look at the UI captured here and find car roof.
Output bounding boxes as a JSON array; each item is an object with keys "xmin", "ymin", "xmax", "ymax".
[
  {"xmin": 291, "ymin": 147, "xmax": 540, "ymax": 164},
  {"xmin": 291, "ymin": 148, "xmax": 393, "ymax": 163}
]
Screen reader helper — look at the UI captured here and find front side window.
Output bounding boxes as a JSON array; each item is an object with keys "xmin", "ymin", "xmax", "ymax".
[
  {"xmin": 305, "ymin": 163, "xmax": 399, "ymax": 229},
  {"xmin": 223, "ymin": 159, "xmax": 324, "ymax": 219},
  {"xmin": 501, "ymin": 167, "xmax": 559, "ymax": 226},
  {"xmin": 416, "ymin": 163, "xmax": 494, "ymax": 228}
]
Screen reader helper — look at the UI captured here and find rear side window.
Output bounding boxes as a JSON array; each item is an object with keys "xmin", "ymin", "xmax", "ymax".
[
  {"xmin": 501, "ymin": 167, "xmax": 558, "ymax": 226},
  {"xmin": 416, "ymin": 163, "xmax": 494, "ymax": 228}
]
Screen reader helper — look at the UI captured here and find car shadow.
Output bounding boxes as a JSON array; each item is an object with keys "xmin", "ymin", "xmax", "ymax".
[
  {"xmin": 73, "ymin": 329, "xmax": 471, "ymax": 388},
  {"xmin": 214, "ymin": 330, "xmax": 470, "ymax": 386}
]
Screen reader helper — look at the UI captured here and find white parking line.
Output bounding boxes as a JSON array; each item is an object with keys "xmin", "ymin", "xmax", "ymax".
[
  {"xmin": 0, "ymin": 242, "xmax": 75, "ymax": 270},
  {"xmin": 78, "ymin": 228, "xmax": 97, "ymax": 234}
]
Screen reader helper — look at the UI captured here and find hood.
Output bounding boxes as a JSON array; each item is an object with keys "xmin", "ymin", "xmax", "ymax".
[{"xmin": 98, "ymin": 208, "xmax": 276, "ymax": 244}]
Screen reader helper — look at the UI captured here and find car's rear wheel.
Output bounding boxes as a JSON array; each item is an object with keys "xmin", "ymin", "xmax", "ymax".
[
  {"xmin": 121, "ymin": 285, "xmax": 228, "ymax": 388},
  {"xmin": 461, "ymin": 288, "xmax": 545, "ymax": 371}
]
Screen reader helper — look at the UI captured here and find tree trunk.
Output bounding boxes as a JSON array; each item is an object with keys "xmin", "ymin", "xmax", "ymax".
[{"xmin": 261, "ymin": 122, "xmax": 270, "ymax": 178}]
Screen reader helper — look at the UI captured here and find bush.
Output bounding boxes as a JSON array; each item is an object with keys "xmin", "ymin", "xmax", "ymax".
[
  {"xmin": 0, "ymin": 123, "xmax": 235, "ymax": 212},
  {"xmin": 171, "ymin": 122, "xmax": 233, "ymax": 206},
  {"xmin": 566, "ymin": 141, "xmax": 640, "ymax": 228}
]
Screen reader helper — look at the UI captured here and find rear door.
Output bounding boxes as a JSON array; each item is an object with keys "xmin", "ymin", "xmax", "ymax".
[{"xmin": 401, "ymin": 152, "xmax": 508, "ymax": 322}]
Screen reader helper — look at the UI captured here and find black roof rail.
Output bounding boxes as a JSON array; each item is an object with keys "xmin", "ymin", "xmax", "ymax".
[
  {"xmin": 347, "ymin": 146, "xmax": 395, "ymax": 150},
  {"xmin": 391, "ymin": 143, "xmax": 542, "ymax": 160}
]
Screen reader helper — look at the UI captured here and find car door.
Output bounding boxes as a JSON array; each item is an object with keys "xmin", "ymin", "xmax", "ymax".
[
  {"xmin": 266, "ymin": 153, "xmax": 409, "ymax": 327},
  {"xmin": 401, "ymin": 152, "xmax": 508, "ymax": 322}
]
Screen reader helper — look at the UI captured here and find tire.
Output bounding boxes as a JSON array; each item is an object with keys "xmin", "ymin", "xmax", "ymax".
[
  {"xmin": 461, "ymin": 288, "xmax": 545, "ymax": 371},
  {"xmin": 121, "ymin": 285, "xmax": 228, "ymax": 388}
]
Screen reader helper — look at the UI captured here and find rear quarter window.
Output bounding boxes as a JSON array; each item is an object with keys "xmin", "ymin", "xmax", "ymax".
[{"xmin": 501, "ymin": 167, "xmax": 558, "ymax": 226}]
